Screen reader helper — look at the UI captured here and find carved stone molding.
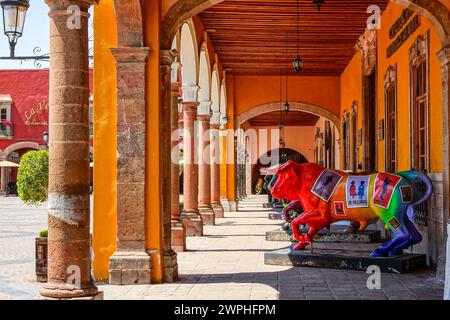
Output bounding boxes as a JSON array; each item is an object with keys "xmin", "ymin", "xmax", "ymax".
[
  {"xmin": 355, "ymin": 29, "xmax": 377, "ymax": 76},
  {"xmin": 409, "ymin": 32, "xmax": 429, "ymax": 65}
]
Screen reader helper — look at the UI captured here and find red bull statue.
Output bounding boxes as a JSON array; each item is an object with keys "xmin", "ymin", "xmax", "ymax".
[{"xmin": 262, "ymin": 161, "xmax": 433, "ymax": 257}]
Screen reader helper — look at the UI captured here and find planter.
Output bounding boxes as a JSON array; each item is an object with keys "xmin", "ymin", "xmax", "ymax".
[{"xmin": 35, "ymin": 237, "xmax": 48, "ymax": 283}]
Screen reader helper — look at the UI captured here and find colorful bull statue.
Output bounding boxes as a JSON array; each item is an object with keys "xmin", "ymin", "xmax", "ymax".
[{"xmin": 262, "ymin": 161, "xmax": 433, "ymax": 257}]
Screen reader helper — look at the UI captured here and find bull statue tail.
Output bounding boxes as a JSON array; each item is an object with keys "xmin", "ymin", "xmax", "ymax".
[{"xmin": 398, "ymin": 170, "xmax": 433, "ymax": 223}]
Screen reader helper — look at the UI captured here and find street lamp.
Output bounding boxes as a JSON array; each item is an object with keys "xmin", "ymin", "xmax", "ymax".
[
  {"xmin": 0, "ymin": 0, "xmax": 30, "ymax": 57},
  {"xmin": 42, "ymin": 130, "xmax": 48, "ymax": 147}
]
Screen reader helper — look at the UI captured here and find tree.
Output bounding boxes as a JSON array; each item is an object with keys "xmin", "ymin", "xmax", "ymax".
[{"xmin": 17, "ymin": 150, "xmax": 49, "ymax": 205}]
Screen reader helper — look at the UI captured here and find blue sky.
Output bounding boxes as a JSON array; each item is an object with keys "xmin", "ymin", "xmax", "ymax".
[{"xmin": 0, "ymin": 1, "xmax": 92, "ymax": 69}]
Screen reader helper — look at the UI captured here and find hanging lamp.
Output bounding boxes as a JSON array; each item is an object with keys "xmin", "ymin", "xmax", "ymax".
[{"xmin": 293, "ymin": 0, "xmax": 303, "ymax": 73}]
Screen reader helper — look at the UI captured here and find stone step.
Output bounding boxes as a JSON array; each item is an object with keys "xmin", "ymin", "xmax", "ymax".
[{"xmin": 265, "ymin": 244, "xmax": 427, "ymax": 274}]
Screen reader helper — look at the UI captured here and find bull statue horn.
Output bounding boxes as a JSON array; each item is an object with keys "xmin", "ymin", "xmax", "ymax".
[{"xmin": 261, "ymin": 160, "xmax": 295, "ymax": 175}]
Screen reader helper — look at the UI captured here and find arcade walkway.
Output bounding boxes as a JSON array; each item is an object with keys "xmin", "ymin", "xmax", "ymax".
[
  {"xmin": 99, "ymin": 195, "xmax": 444, "ymax": 300},
  {"xmin": 0, "ymin": 195, "xmax": 444, "ymax": 300}
]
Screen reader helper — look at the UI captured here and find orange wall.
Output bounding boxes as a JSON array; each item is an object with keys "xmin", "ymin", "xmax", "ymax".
[
  {"xmin": 248, "ymin": 126, "xmax": 316, "ymax": 162},
  {"xmin": 340, "ymin": 52, "xmax": 364, "ymax": 165},
  {"xmin": 234, "ymin": 76, "xmax": 341, "ymax": 118},
  {"xmin": 340, "ymin": 1, "xmax": 444, "ymax": 173},
  {"xmin": 377, "ymin": 2, "xmax": 443, "ymax": 173}
]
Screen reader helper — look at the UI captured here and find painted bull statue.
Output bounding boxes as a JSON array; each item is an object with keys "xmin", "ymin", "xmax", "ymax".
[{"xmin": 262, "ymin": 161, "xmax": 433, "ymax": 257}]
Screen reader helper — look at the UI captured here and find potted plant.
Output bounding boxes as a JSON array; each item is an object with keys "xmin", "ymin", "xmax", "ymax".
[
  {"xmin": 35, "ymin": 230, "xmax": 48, "ymax": 282},
  {"xmin": 16, "ymin": 150, "xmax": 49, "ymax": 283}
]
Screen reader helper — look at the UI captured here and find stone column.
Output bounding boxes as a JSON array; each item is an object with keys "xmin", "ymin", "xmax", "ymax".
[
  {"xmin": 210, "ymin": 122, "xmax": 224, "ymax": 218},
  {"xmin": 439, "ymin": 46, "xmax": 450, "ymax": 290},
  {"xmin": 41, "ymin": 0, "xmax": 99, "ymax": 299},
  {"xmin": 181, "ymin": 98, "xmax": 203, "ymax": 236},
  {"xmin": 197, "ymin": 105, "xmax": 214, "ymax": 225},
  {"xmin": 108, "ymin": 46, "xmax": 152, "ymax": 285},
  {"xmin": 160, "ymin": 50, "xmax": 178, "ymax": 282},
  {"xmin": 170, "ymin": 80, "xmax": 186, "ymax": 252}
]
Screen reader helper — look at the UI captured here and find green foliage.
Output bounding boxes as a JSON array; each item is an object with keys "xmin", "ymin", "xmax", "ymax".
[
  {"xmin": 38, "ymin": 230, "xmax": 48, "ymax": 238},
  {"xmin": 17, "ymin": 150, "xmax": 49, "ymax": 205}
]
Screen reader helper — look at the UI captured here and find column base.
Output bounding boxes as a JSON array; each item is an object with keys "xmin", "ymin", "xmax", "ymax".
[
  {"xmin": 444, "ymin": 223, "xmax": 450, "ymax": 300},
  {"xmin": 221, "ymin": 198, "xmax": 231, "ymax": 212},
  {"xmin": 41, "ymin": 292, "xmax": 104, "ymax": 300},
  {"xmin": 229, "ymin": 201, "xmax": 237, "ymax": 212},
  {"xmin": 163, "ymin": 249, "xmax": 178, "ymax": 283},
  {"xmin": 171, "ymin": 220, "xmax": 186, "ymax": 252},
  {"xmin": 181, "ymin": 211, "xmax": 204, "ymax": 237},
  {"xmin": 109, "ymin": 251, "xmax": 152, "ymax": 285},
  {"xmin": 199, "ymin": 206, "xmax": 215, "ymax": 225},
  {"xmin": 40, "ymin": 282, "xmax": 99, "ymax": 299},
  {"xmin": 212, "ymin": 203, "xmax": 224, "ymax": 218}
]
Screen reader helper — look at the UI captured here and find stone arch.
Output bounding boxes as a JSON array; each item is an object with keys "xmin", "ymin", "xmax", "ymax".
[
  {"xmin": 198, "ymin": 44, "xmax": 212, "ymax": 102},
  {"xmin": 0, "ymin": 142, "xmax": 42, "ymax": 159},
  {"xmin": 236, "ymin": 102, "xmax": 341, "ymax": 131},
  {"xmin": 180, "ymin": 21, "xmax": 199, "ymax": 95}
]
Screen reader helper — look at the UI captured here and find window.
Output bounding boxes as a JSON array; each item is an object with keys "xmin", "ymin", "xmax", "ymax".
[
  {"xmin": 350, "ymin": 103, "xmax": 358, "ymax": 171},
  {"xmin": 324, "ymin": 120, "xmax": 335, "ymax": 169},
  {"xmin": 0, "ymin": 95, "xmax": 12, "ymax": 137},
  {"xmin": 409, "ymin": 33, "xmax": 429, "ymax": 226},
  {"xmin": 384, "ymin": 65, "xmax": 397, "ymax": 172},
  {"xmin": 342, "ymin": 113, "xmax": 350, "ymax": 170},
  {"xmin": 342, "ymin": 105, "xmax": 357, "ymax": 172},
  {"xmin": 410, "ymin": 34, "xmax": 429, "ymax": 172}
]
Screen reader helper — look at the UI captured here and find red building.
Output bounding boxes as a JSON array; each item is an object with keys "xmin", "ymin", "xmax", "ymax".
[{"xmin": 0, "ymin": 69, "xmax": 93, "ymax": 195}]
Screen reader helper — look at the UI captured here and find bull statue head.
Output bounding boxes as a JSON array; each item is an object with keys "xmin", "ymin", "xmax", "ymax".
[{"xmin": 261, "ymin": 160, "xmax": 303, "ymax": 201}]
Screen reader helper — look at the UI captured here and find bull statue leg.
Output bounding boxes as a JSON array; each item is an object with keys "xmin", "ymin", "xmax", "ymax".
[
  {"xmin": 291, "ymin": 209, "xmax": 329, "ymax": 251},
  {"xmin": 388, "ymin": 216, "xmax": 422, "ymax": 256}
]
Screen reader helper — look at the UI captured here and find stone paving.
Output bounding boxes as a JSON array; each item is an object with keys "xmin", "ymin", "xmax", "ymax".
[
  {"xmin": 0, "ymin": 196, "xmax": 47, "ymax": 300},
  {"xmin": 0, "ymin": 194, "xmax": 445, "ymax": 300}
]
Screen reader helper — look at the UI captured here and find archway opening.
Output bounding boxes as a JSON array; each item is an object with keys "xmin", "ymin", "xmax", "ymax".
[{"xmin": 252, "ymin": 147, "xmax": 308, "ymax": 194}]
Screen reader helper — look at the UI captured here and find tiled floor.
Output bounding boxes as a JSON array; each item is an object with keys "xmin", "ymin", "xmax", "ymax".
[{"xmin": 0, "ymin": 194, "xmax": 445, "ymax": 300}]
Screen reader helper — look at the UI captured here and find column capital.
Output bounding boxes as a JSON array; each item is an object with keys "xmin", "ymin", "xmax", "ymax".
[
  {"xmin": 210, "ymin": 123, "xmax": 221, "ymax": 130},
  {"xmin": 438, "ymin": 46, "xmax": 450, "ymax": 66},
  {"xmin": 182, "ymin": 101, "xmax": 200, "ymax": 113},
  {"xmin": 111, "ymin": 47, "xmax": 151, "ymax": 63},
  {"xmin": 160, "ymin": 49, "xmax": 176, "ymax": 66},
  {"xmin": 198, "ymin": 114, "xmax": 212, "ymax": 122},
  {"xmin": 211, "ymin": 112, "xmax": 221, "ymax": 125},
  {"xmin": 182, "ymin": 85, "xmax": 199, "ymax": 102},
  {"xmin": 171, "ymin": 82, "xmax": 181, "ymax": 94},
  {"xmin": 198, "ymin": 101, "xmax": 212, "ymax": 116},
  {"xmin": 45, "ymin": 0, "xmax": 96, "ymax": 12}
]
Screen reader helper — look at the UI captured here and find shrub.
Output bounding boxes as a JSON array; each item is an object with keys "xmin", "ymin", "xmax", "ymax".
[
  {"xmin": 17, "ymin": 150, "xmax": 49, "ymax": 205},
  {"xmin": 38, "ymin": 230, "xmax": 48, "ymax": 238}
]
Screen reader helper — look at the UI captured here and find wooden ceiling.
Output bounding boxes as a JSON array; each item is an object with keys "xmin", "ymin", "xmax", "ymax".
[
  {"xmin": 248, "ymin": 110, "xmax": 320, "ymax": 126},
  {"xmin": 198, "ymin": 0, "xmax": 389, "ymax": 76}
]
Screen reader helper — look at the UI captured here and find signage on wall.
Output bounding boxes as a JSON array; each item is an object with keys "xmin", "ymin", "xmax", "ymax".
[
  {"xmin": 389, "ymin": 8, "xmax": 414, "ymax": 39},
  {"xmin": 24, "ymin": 100, "xmax": 49, "ymax": 126},
  {"xmin": 387, "ymin": 15, "xmax": 421, "ymax": 58}
]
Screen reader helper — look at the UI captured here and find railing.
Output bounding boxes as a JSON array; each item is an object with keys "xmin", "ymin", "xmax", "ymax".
[{"xmin": 0, "ymin": 126, "xmax": 13, "ymax": 137}]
